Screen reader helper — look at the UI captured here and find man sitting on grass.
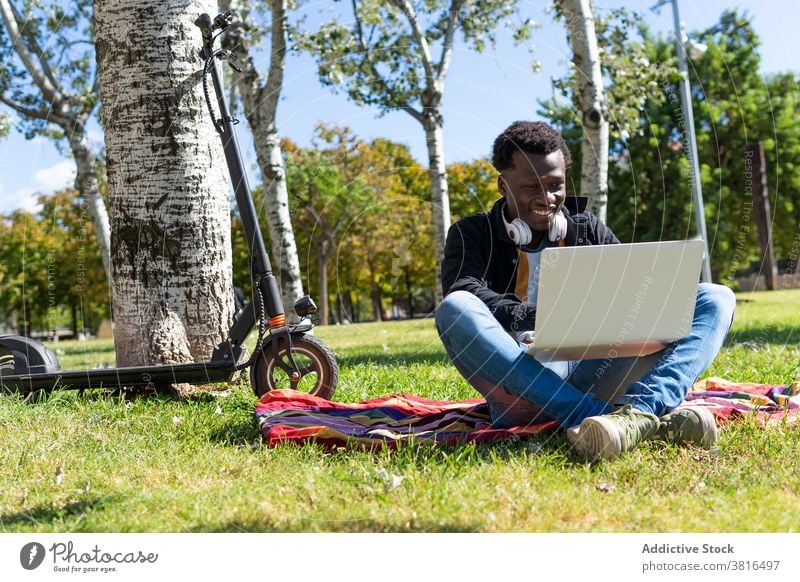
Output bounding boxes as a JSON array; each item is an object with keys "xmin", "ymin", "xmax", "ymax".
[{"xmin": 435, "ymin": 120, "xmax": 736, "ymax": 460}]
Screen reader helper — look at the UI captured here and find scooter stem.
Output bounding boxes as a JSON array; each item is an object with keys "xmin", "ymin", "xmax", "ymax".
[{"xmin": 202, "ymin": 42, "xmax": 283, "ymax": 319}]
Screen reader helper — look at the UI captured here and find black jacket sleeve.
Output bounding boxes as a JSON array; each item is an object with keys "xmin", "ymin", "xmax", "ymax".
[
  {"xmin": 441, "ymin": 218, "xmax": 536, "ymax": 332},
  {"xmin": 591, "ymin": 213, "xmax": 621, "ymax": 245}
]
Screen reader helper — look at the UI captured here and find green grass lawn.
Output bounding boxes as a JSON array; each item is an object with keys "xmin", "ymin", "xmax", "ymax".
[{"xmin": 1, "ymin": 289, "xmax": 799, "ymax": 532}]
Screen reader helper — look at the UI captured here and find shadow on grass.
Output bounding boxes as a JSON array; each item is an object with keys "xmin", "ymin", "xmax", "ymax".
[
  {"xmin": 1, "ymin": 496, "xmax": 115, "ymax": 528},
  {"xmin": 727, "ymin": 326, "xmax": 799, "ymax": 346},
  {"xmin": 208, "ymin": 418, "xmax": 261, "ymax": 446},
  {"xmin": 186, "ymin": 519, "xmax": 484, "ymax": 533},
  {"xmin": 335, "ymin": 349, "xmax": 450, "ymax": 368}
]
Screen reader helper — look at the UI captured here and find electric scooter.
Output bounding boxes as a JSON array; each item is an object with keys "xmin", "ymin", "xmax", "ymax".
[{"xmin": 0, "ymin": 11, "xmax": 338, "ymax": 399}]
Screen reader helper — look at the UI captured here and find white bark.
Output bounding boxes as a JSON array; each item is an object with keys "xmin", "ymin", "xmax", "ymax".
[
  {"xmin": 220, "ymin": 0, "xmax": 304, "ymax": 318},
  {"xmin": 389, "ymin": 0, "xmax": 461, "ymax": 305},
  {"xmin": 0, "ymin": 0, "xmax": 112, "ymax": 280},
  {"xmin": 95, "ymin": 0, "xmax": 234, "ymax": 373},
  {"xmin": 67, "ymin": 120, "xmax": 112, "ymax": 283},
  {"xmin": 561, "ymin": 0, "xmax": 609, "ymax": 223},
  {"xmin": 424, "ymin": 116, "xmax": 450, "ymax": 305}
]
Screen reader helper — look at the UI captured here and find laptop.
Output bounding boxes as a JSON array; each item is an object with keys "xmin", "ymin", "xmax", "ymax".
[{"xmin": 527, "ymin": 240, "xmax": 704, "ymax": 362}]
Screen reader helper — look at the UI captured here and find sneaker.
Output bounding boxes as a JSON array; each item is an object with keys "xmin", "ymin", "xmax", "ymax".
[
  {"xmin": 567, "ymin": 405, "xmax": 659, "ymax": 461},
  {"xmin": 655, "ymin": 406, "xmax": 717, "ymax": 448}
]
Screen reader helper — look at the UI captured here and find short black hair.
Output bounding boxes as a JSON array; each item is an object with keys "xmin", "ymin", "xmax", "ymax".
[{"xmin": 491, "ymin": 121, "xmax": 572, "ymax": 172}]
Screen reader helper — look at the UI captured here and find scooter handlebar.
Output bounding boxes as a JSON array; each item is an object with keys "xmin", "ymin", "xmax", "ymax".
[
  {"xmin": 194, "ymin": 11, "xmax": 233, "ymax": 49},
  {"xmin": 194, "ymin": 13, "xmax": 213, "ymax": 48}
]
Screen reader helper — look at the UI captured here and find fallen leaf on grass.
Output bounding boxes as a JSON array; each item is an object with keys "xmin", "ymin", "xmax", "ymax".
[
  {"xmin": 172, "ymin": 416, "xmax": 182, "ymax": 425},
  {"xmin": 374, "ymin": 468, "xmax": 405, "ymax": 492}
]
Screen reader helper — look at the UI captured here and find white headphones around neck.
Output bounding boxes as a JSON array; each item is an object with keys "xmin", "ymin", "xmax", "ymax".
[{"xmin": 502, "ymin": 202, "xmax": 567, "ymax": 246}]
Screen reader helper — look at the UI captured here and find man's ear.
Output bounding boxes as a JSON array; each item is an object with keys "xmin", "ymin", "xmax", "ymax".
[{"xmin": 497, "ymin": 174, "xmax": 507, "ymax": 196}]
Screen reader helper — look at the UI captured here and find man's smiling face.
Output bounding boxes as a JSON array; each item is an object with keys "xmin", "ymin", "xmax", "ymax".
[{"xmin": 498, "ymin": 149, "xmax": 567, "ymax": 233}]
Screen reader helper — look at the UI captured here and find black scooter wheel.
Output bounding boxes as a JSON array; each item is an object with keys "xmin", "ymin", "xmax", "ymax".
[{"xmin": 250, "ymin": 333, "xmax": 338, "ymax": 400}]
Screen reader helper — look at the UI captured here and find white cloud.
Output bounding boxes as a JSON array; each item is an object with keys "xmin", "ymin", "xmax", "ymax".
[
  {"xmin": 0, "ymin": 160, "xmax": 76, "ymax": 214},
  {"xmin": 0, "ymin": 187, "xmax": 40, "ymax": 214},
  {"xmin": 32, "ymin": 160, "xmax": 76, "ymax": 191}
]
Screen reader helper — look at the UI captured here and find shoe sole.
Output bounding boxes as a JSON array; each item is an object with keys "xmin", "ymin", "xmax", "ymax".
[{"xmin": 567, "ymin": 416, "xmax": 623, "ymax": 461}]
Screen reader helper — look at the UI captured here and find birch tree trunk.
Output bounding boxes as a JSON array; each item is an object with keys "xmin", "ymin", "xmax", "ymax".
[
  {"xmin": 67, "ymin": 119, "xmax": 112, "ymax": 283},
  {"xmin": 220, "ymin": 0, "xmax": 304, "ymax": 318},
  {"xmin": 95, "ymin": 0, "xmax": 234, "ymax": 390},
  {"xmin": 423, "ymin": 112, "xmax": 450, "ymax": 305},
  {"xmin": 560, "ymin": 0, "xmax": 609, "ymax": 223}
]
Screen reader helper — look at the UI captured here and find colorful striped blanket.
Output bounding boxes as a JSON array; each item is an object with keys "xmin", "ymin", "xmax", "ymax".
[{"xmin": 255, "ymin": 377, "xmax": 800, "ymax": 448}]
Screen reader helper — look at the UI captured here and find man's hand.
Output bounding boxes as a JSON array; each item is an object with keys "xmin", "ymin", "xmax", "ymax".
[{"xmin": 515, "ymin": 330, "xmax": 536, "ymax": 345}]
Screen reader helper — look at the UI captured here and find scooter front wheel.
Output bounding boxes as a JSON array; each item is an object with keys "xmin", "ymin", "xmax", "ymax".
[{"xmin": 250, "ymin": 333, "xmax": 338, "ymax": 400}]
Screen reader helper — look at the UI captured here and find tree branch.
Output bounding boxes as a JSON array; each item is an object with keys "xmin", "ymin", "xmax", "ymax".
[
  {"xmin": 12, "ymin": 1, "xmax": 62, "ymax": 93},
  {"xmin": 220, "ymin": 0, "xmax": 265, "ymax": 121},
  {"xmin": 260, "ymin": 0, "xmax": 287, "ymax": 124},
  {"xmin": 351, "ymin": 0, "xmax": 424, "ymax": 123},
  {"xmin": 0, "ymin": 0, "xmax": 65, "ymax": 108},
  {"xmin": 0, "ymin": 93, "xmax": 58, "ymax": 123},
  {"xmin": 391, "ymin": 0, "xmax": 436, "ymax": 93},
  {"xmin": 304, "ymin": 204, "xmax": 330, "ymax": 238},
  {"xmin": 330, "ymin": 208, "xmax": 349, "ymax": 239},
  {"xmin": 436, "ymin": 0, "xmax": 466, "ymax": 92}
]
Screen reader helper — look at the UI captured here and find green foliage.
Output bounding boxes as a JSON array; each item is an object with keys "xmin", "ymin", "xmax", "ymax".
[
  {"xmin": 540, "ymin": 9, "xmax": 800, "ymax": 283},
  {"xmin": 447, "ymin": 157, "xmax": 499, "ymax": 220},
  {"xmin": 296, "ymin": 0, "xmax": 533, "ymax": 115},
  {"xmin": 232, "ymin": 128, "xmax": 439, "ymax": 323},
  {"xmin": 281, "ymin": 125, "xmax": 436, "ymax": 322},
  {"xmin": 0, "ymin": 189, "xmax": 108, "ymax": 334}
]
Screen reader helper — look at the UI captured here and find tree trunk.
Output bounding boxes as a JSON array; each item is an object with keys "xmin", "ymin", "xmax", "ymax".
[
  {"xmin": 336, "ymin": 291, "xmax": 353, "ymax": 324},
  {"xmin": 68, "ymin": 119, "xmax": 112, "ymax": 283},
  {"xmin": 369, "ymin": 264, "xmax": 383, "ymax": 321},
  {"xmin": 95, "ymin": 0, "xmax": 234, "ymax": 391},
  {"xmin": 560, "ymin": 0, "xmax": 609, "ymax": 224},
  {"xmin": 423, "ymin": 113, "xmax": 450, "ymax": 306},
  {"xmin": 405, "ymin": 265, "xmax": 414, "ymax": 318},
  {"xmin": 316, "ymin": 242, "xmax": 330, "ymax": 326},
  {"xmin": 338, "ymin": 291, "xmax": 353, "ymax": 323},
  {"xmin": 220, "ymin": 0, "xmax": 305, "ymax": 320}
]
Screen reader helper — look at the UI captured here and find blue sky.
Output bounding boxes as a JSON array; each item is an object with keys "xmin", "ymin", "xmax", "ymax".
[{"xmin": 0, "ymin": 0, "xmax": 797, "ymax": 214}]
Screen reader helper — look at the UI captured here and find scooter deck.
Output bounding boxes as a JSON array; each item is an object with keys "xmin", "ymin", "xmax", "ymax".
[{"xmin": 0, "ymin": 361, "xmax": 238, "ymax": 392}]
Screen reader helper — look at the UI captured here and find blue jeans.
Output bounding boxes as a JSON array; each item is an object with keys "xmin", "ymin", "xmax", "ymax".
[{"xmin": 435, "ymin": 283, "xmax": 735, "ymax": 429}]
